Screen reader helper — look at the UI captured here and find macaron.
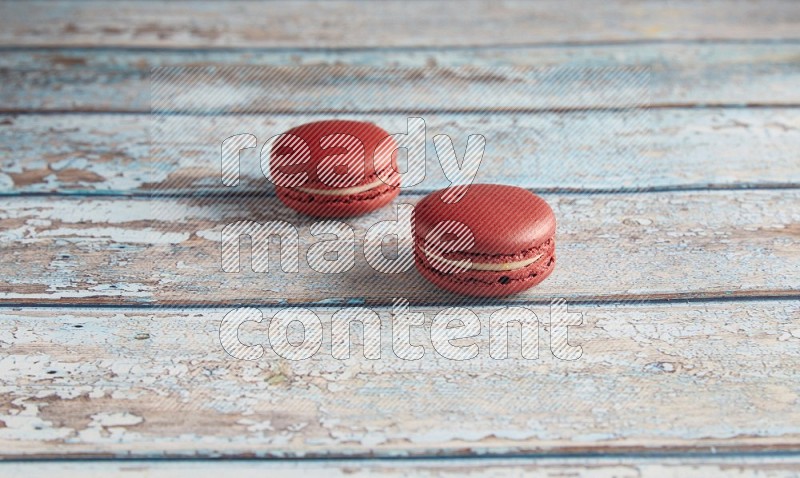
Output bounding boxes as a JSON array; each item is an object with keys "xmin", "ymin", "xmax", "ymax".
[
  {"xmin": 270, "ymin": 120, "xmax": 400, "ymax": 217},
  {"xmin": 414, "ymin": 184, "xmax": 556, "ymax": 297}
]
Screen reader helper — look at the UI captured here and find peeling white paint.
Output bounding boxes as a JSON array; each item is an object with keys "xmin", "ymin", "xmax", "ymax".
[
  {"xmin": 90, "ymin": 412, "xmax": 144, "ymax": 428},
  {"xmin": 39, "ymin": 227, "xmax": 189, "ymax": 244}
]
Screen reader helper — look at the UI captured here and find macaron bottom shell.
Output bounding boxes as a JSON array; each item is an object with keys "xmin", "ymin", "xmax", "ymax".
[
  {"xmin": 414, "ymin": 242, "xmax": 556, "ymax": 297},
  {"xmin": 275, "ymin": 180, "xmax": 400, "ymax": 218}
]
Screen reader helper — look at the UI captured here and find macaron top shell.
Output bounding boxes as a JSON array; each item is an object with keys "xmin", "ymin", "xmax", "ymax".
[
  {"xmin": 414, "ymin": 184, "xmax": 556, "ymax": 259},
  {"xmin": 271, "ymin": 120, "xmax": 397, "ymax": 191}
]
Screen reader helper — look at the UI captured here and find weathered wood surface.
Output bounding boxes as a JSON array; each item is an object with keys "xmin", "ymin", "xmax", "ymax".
[
  {"xmin": 1, "ymin": 190, "xmax": 797, "ymax": 306},
  {"xmin": 1, "ymin": 1, "xmax": 799, "ymax": 48},
  {"xmin": 3, "ymin": 43, "xmax": 800, "ymax": 112},
  {"xmin": 5, "ymin": 43, "xmax": 800, "ymax": 72},
  {"xmin": 3, "ymin": 109, "xmax": 799, "ymax": 195},
  {"xmin": 3, "ymin": 0, "xmax": 800, "ymax": 468},
  {"xmin": 1, "ymin": 300, "xmax": 798, "ymax": 458},
  {"xmin": 5, "ymin": 456, "xmax": 800, "ymax": 477},
  {"xmin": 145, "ymin": 65, "xmax": 651, "ymax": 114}
]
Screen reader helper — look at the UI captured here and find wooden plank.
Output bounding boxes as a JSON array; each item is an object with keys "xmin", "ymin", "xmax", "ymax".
[
  {"xmin": 3, "ymin": 109, "xmax": 799, "ymax": 195},
  {"xmin": 0, "ymin": 190, "xmax": 797, "ymax": 306},
  {"xmin": 0, "ymin": 300, "xmax": 798, "ymax": 458},
  {"xmin": 5, "ymin": 456, "xmax": 800, "ymax": 477},
  {"xmin": 3, "ymin": 43, "xmax": 800, "ymax": 112},
  {"xmin": 1, "ymin": 1, "xmax": 799, "ymax": 48},
  {"xmin": 3, "ymin": 43, "xmax": 798, "ymax": 74}
]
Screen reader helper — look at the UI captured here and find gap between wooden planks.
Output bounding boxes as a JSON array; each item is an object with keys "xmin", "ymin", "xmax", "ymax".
[
  {"xmin": 0, "ymin": 190, "xmax": 797, "ymax": 306},
  {"xmin": 4, "ymin": 456, "xmax": 800, "ymax": 477},
  {"xmin": 1, "ymin": 1, "xmax": 799, "ymax": 48},
  {"xmin": 0, "ymin": 300, "xmax": 798, "ymax": 458}
]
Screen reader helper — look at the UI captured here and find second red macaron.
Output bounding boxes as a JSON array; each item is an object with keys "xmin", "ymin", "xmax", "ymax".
[
  {"xmin": 414, "ymin": 184, "xmax": 556, "ymax": 297},
  {"xmin": 270, "ymin": 120, "xmax": 401, "ymax": 218}
]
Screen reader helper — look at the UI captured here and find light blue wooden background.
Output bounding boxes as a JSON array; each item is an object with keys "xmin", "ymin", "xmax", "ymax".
[{"xmin": 0, "ymin": 1, "xmax": 799, "ymax": 476}]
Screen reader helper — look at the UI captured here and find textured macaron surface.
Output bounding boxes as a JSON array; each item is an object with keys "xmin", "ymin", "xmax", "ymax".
[
  {"xmin": 271, "ymin": 120, "xmax": 398, "ymax": 190},
  {"xmin": 414, "ymin": 184, "xmax": 556, "ymax": 260}
]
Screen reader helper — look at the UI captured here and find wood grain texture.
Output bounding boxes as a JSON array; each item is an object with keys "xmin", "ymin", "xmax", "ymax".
[
  {"xmin": 1, "ymin": 1, "xmax": 799, "ymax": 48},
  {"xmin": 5, "ymin": 456, "xmax": 800, "ymax": 477},
  {"xmin": 3, "ymin": 43, "xmax": 800, "ymax": 112},
  {"xmin": 3, "ymin": 108, "xmax": 799, "ymax": 195},
  {"xmin": 2, "ymin": 0, "xmax": 799, "ymax": 467},
  {"xmin": 1, "ymin": 300, "xmax": 798, "ymax": 458},
  {"xmin": 0, "ymin": 190, "xmax": 797, "ymax": 306}
]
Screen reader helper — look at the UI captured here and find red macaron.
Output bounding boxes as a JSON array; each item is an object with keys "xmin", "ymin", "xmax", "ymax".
[
  {"xmin": 270, "ymin": 120, "xmax": 400, "ymax": 217},
  {"xmin": 414, "ymin": 184, "xmax": 556, "ymax": 297}
]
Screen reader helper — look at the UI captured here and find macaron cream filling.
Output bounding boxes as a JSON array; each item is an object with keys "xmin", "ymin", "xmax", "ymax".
[
  {"xmin": 296, "ymin": 177, "xmax": 388, "ymax": 196},
  {"xmin": 422, "ymin": 249, "xmax": 545, "ymax": 272}
]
